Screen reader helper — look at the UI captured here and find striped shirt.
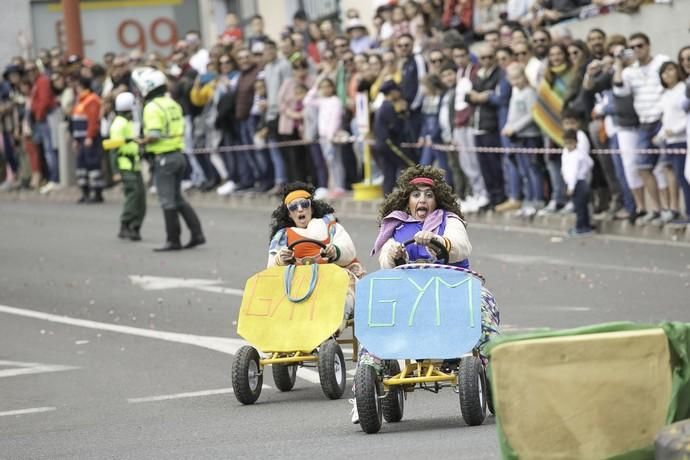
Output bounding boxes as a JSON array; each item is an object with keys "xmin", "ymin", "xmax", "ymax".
[{"xmin": 614, "ymin": 54, "xmax": 668, "ymax": 124}]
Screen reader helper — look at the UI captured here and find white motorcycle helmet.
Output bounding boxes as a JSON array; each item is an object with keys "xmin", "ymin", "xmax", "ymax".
[
  {"xmin": 114, "ymin": 91, "xmax": 135, "ymax": 112},
  {"xmin": 131, "ymin": 67, "xmax": 167, "ymax": 98}
]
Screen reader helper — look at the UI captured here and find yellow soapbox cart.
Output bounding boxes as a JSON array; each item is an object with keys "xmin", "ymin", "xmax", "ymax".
[{"xmin": 231, "ymin": 239, "xmax": 357, "ymax": 405}]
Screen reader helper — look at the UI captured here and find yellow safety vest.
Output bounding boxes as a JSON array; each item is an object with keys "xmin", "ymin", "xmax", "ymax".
[
  {"xmin": 142, "ymin": 96, "xmax": 184, "ymax": 154},
  {"xmin": 109, "ymin": 115, "xmax": 140, "ymax": 172}
]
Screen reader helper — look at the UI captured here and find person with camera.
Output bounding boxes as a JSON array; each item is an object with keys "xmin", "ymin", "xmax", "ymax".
[{"xmin": 613, "ymin": 33, "xmax": 671, "ymax": 226}]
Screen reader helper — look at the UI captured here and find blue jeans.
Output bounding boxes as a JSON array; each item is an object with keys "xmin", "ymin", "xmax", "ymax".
[
  {"xmin": 266, "ymin": 118, "xmax": 287, "ymax": 184},
  {"xmin": 545, "ymin": 152, "xmax": 566, "ymax": 206},
  {"xmin": 667, "ymin": 142, "xmax": 690, "ymax": 216},
  {"xmin": 419, "ymin": 115, "xmax": 453, "ymax": 187},
  {"xmin": 573, "ymin": 179, "xmax": 592, "ymax": 231},
  {"xmin": 2, "ymin": 132, "xmax": 18, "ymax": 174},
  {"xmin": 474, "ymin": 132, "xmax": 506, "ymax": 206},
  {"xmin": 513, "ymin": 137, "xmax": 545, "ymax": 202},
  {"xmin": 35, "ymin": 120, "xmax": 58, "ymax": 182}
]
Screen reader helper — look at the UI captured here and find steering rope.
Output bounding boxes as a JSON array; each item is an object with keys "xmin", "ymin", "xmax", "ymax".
[{"xmin": 283, "ymin": 263, "xmax": 319, "ymax": 303}]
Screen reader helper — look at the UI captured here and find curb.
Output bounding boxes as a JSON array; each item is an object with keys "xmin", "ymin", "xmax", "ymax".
[{"xmin": 2, "ymin": 186, "xmax": 688, "ymax": 243}]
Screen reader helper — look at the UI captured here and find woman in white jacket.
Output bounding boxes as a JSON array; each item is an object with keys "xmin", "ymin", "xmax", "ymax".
[{"xmin": 655, "ymin": 61, "xmax": 690, "ymax": 222}]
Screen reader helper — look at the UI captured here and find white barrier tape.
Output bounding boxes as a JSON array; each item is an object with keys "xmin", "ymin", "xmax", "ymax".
[{"xmin": 180, "ymin": 136, "xmax": 688, "ymax": 156}]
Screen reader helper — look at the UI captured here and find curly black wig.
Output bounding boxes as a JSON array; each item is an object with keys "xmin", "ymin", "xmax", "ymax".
[
  {"xmin": 269, "ymin": 181, "xmax": 336, "ymax": 240},
  {"xmin": 378, "ymin": 165, "xmax": 464, "ymax": 223}
]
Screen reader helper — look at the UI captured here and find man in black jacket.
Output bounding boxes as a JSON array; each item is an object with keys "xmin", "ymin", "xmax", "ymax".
[{"xmin": 466, "ymin": 44, "xmax": 506, "ymax": 208}]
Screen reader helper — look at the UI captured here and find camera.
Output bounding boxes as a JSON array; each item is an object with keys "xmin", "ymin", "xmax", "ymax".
[{"xmin": 616, "ymin": 48, "xmax": 635, "ymax": 60}]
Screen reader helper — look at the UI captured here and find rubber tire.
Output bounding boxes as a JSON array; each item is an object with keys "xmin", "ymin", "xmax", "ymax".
[
  {"xmin": 382, "ymin": 360, "xmax": 404, "ymax": 423},
  {"xmin": 355, "ymin": 364, "xmax": 383, "ymax": 434},
  {"xmin": 272, "ymin": 364, "xmax": 297, "ymax": 392},
  {"xmin": 318, "ymin": 339, "xmax": 347, "ymax": 399},
  {"xmin": 458, "ymin": 356, "xmax": 487, "ymax": 426},
  {"xmin": 231, "ymin": 345, "xmax": 263, "ymax": 405},
  {"xmin": 655, "ymin": 419, "xmax": 690, "ymax": 460}
]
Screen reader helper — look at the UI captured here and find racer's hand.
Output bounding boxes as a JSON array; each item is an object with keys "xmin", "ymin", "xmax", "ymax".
[
  {"xmin": 414, "ymin": 230, "xmax": 442, "ymax": 247},
  {"xmin": 393, "ymin": 243, "xmax": 406, "ymax": 260},
  {"xmin": 320, "ymin": 244, "xmax": 338, "ymax": 262},
  {"xmin": 277, "ymin": 247, "xmax": 295, "ymax": 265}
]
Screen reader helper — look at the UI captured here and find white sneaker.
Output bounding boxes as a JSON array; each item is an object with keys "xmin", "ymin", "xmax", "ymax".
[
  {"xmin": 39, "ymin": 181, "xmax": 60, "ymax": 194},
  {"xmin": 460, "ymin": 196, "xmax": 479, "ymax": 213},
  {"xmin": 473, "ymin": 194, "xmax": 490, "ymax": 209},
  {"xmin": 216, "ymin": 180, "xmax": 237, "ymax": 196},
  {"xmin": 559, "ymin": 202, "xmax": 575, "ymax": 214},
  {"xmin": 148, "ymin": 185, "xmax": 157, "ymax": 195},
  {"xmin": 537, "ymin": 200, "xmax": 558, "ymax": 216},
  {"xmin": 314, "ymin": 187, "xmax": 329, "ymax": 201},
  {"xmin": 349, "ymin": 398, "xmax": 359, "ymax": 424},
  {"xmin": 371, "ymin": 175, "xmax": 384, "ymax": 186},
  {"xmin": 181, "ymin": 180, "xmax": 193, "ymax": 191}
]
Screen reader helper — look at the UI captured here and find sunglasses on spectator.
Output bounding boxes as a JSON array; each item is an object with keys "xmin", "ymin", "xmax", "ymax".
[
  {"xmin": 533, "ymin": 38, "xmax": 547, "ymax": 44},
  {"xmin": 287, "ymin": 200, "xmax": 311, "ymax": 212},
  {"xmin": 397, "ymin": 42, "xmax": 412, "ymax": 48}
]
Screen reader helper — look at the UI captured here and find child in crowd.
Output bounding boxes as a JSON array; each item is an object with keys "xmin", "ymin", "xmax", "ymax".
[
  {"xmin": 419, "ymin": 74, "xmax": 453, "ymax": 187},
  {"xmin": 561, "ymin": 128, "xmax": 595, "ymax": 236},
  {"xmin": 294, "ymin": 82, "xmax": 329, "ymax": 199},
  {"xmin": 502, "ymin": 63, "xmax": 545, "ymax": 217},
  {"xmin": 304, "ymin": 77, "xmax": 345, "ymax": 198}
]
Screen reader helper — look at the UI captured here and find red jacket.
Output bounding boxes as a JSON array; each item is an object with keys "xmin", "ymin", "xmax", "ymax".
[{"xmin": 30, "ymin": 73, "xmax": 56, "ymax": 122}]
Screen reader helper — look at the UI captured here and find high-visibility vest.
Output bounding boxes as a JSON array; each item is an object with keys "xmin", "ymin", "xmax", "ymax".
[
  {"xmin": 109, "ymin": 115, "xmax": 140, "ymax": 172},
  {"xmin": 142, "ymin": 96, "xmax": 184, "ymax": 154},
  {"xmin": 71, "ymin": 91, "xmax": 100, "ymax": 139}
]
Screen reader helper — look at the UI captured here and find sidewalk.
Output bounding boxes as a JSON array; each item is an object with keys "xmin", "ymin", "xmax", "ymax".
[{"xmin": 2, "ymin": 186, "xmax": 689, "ymax": 243}]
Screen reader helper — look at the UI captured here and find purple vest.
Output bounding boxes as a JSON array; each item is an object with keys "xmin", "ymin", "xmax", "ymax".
[{"xmin": 392, "ymin": 211, "xmax": 470, "ymax": 269}]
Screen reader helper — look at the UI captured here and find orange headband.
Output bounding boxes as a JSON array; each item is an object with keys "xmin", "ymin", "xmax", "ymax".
[{"xmin": 284, "ymin": 190, "xmax": 311, "ymax": 205}]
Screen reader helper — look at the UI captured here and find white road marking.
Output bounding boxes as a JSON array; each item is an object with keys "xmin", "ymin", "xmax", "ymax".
[
  {"xmin": 0, "ymin": 407, "xmax": 56, "ymax": 417},
  {"xmin": 487, "ymin": 253, "xmax": 687, "ymax": 278},
  {"xmin": 129, "ymin": 275, "xmax": 244, "ymax": 296},
  {"xmin": 0, "ymin": 304, "xmax": 322, "ymax": 384},
  {"xmin": 0, "ymin": 360, "xmax": 78, "ymax": 379},
  {"xmin": 128, "ymin": 385, "xmax": 271, "ymax": 403}
]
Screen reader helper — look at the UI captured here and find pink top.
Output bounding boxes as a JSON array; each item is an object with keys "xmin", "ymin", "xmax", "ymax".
[{"xmin": 303, "ymin": 85, "xmax": 342, "ymax": 141}]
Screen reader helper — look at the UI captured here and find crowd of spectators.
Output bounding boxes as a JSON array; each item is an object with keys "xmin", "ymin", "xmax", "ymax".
[{"xmin": 0, "ymin": 0, "xmax": 688, "ymax": 231}]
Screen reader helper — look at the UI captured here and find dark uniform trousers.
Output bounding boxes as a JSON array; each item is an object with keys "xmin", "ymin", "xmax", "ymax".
[{"xmin": 121, "ymin": 170, "xmax": 146, "ymax": 229}]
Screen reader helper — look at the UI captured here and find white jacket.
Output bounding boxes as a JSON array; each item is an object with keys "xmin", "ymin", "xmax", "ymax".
[{"xmin": 561, "ymin": 130, "xmax": 594, "ymax": 192}]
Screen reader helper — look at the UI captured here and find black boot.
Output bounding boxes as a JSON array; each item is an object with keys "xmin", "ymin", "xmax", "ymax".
[
  {"xmin": 154, "ymin": 210, "xmax": 182, "ymax": 252},
  {"xmin": 118, "ymin": 222, "xmax": 133, "ymax": 239},
  {"xmin": 77, "ymin": 185, "xmax": 89, "ymax": 203},
  {"xmin": 129, "ymin": 225, "xmax": 142, "ymax": 241},
  {"xmin": 179, "ymin": 203, "xmax": 206, "ymax": 249},
  {"xmin": 89, "ymin": 188, "xmax": 104, "ymax": 203}
]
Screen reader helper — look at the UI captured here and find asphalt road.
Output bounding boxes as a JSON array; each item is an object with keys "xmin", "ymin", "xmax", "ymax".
[{"xmin": 1, "ymin": 200, "xmax": 688, "ymax": 459}]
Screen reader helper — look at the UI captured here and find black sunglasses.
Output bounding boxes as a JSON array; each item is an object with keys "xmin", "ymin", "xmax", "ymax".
[{"xmin": 287, "ymin": 199, "xmax": 311, "ymax": 212}]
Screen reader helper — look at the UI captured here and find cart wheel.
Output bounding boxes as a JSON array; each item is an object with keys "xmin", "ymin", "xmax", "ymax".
[
  {"xmin": 231, "ymin": 346, "xmax": 263, "ymax": 405},
  {"xmin": 318, "ymin": 339, "xmax": 346, "ymax": 399},
  {"xmin": 355, "ymin": 364, "xmax": 382, "ymax": 434},
  {"xmin": 458, "ymin": 356, "xmax": 487, "ymax": 426},
  {"xmin": 272, "ymin": 364, "xmax": 297, "ymax": 392},
  {"xmin": 382, "ymin": 360, "xmax": 404, "ymax": 423}
]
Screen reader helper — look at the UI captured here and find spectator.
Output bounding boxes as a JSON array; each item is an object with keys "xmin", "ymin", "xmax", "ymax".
[
  {"xmin": 262, "ymin": 39, "xmax": 292, "ymax": 192},
  {"xmin": 71, "ymin": 76, "xmax": 103, "ymax": 203},
  {"xmin": 186, "ymin": 31, "xmax": 209, "ymax": 74},
  {"xmin": 396, "ymin": 33, "xmax": 427, "ymax": 150},
  {"xmin": 532, "ymin": 0, "xmax": 592, "ymax": 27},
  {"xmin": 502, "ymin": 62, "xmax": 546, "ymax": 217},
  {"xmin": 653, "ymin": 61, "xmax": 685, "ymax": 223},
  {"xmin": 419, "ymin": 74, "xmax": 453, "ymax": 186},
  {"xmin": 0, "ymin": 65, "xmax": 23, "ymax": 190},
  {"xmin": 561, "ymin": 127, "xmax": 595, "ymax": 235},
  {"xmin": 531, "ymin": 28, "xmax": 552, "ymax": 61},
  {"xmin": 373, "ymin": 80, "xmax": 414, "ymax": 194},
  {"xmin": 248, "ymin": 15, "xmax": 268, "ymax": 50},
  {"xmin": 586, "ymin": 28, "xmax": 607, "ymax": 60},
  {"xmin": 613, "ymin": 32, "xmax": 670, "ymax": 225},
  {"xmin": 467, "ymin": 44, "xmax": 507, "ymax": 209},
  {"xmin": 512, "ymin": 41, "xmax": 541, "ymax": 88},
  {"xmin": 451, "ymin": 43, "xmax": 489, "ymax": 212},
  {"xmin": 306, "ymin": 22, "xmax": 323, "ymax": 63},
  {"xmin": 304, "ymin": 77, "xmax": 344, "ymax": 197},
  {"xmin": 27, "ymin": 62, "xmax": 59, "ymax": 194},
  {"xmin": 427, "ymin": 49, "xmax": 447, "ymax": 75},
  {"xmin": 345, "ymin": 19, "xmax": 372, "ymax": 54},
  {"xmin": 220, "ymin": 13, "xmax": 243, "ymax": 43}
]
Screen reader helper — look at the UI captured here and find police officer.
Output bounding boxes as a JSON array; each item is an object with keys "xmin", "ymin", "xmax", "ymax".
[
  {"xmin": 131, "ymin": 68, "xmax": 206, "ymax": 252},
  {"xmin": 110, "ymin": 92, "xmax": 146, "ymax": 241}
]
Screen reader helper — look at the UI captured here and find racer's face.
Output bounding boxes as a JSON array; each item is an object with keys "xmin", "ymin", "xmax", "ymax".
[
  {"xmin": 408, "ymin": 186, "xmax": 437, "ymax": 221},
  {"xmin": 287, "ymin": 199, "xmax": 313, "ymax": 229}
]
